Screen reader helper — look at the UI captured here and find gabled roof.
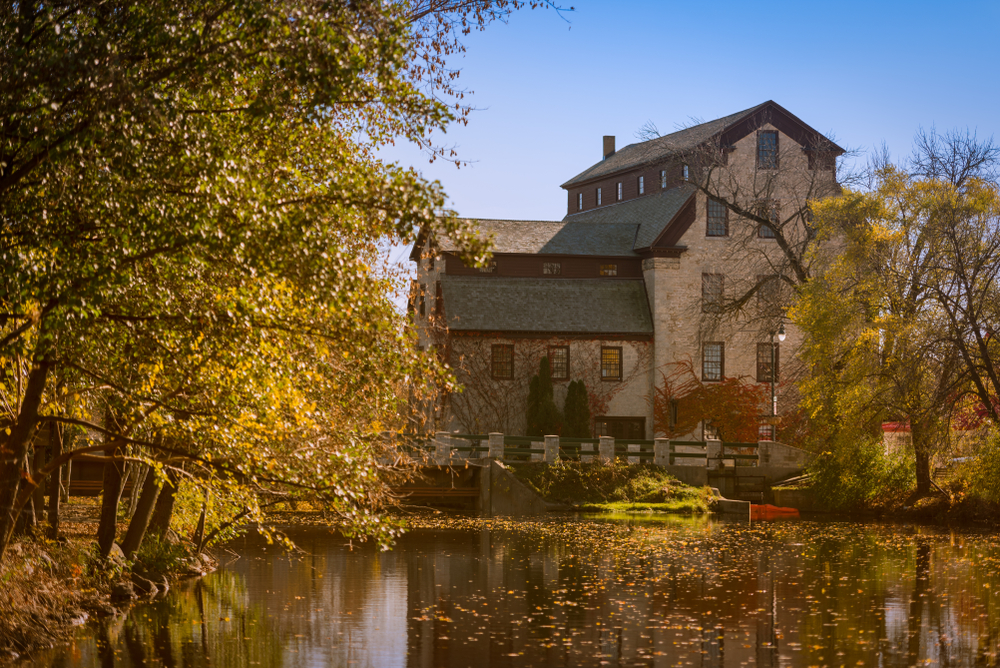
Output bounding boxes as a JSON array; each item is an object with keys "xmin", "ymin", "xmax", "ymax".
[
  {"xmin": 438, "ymin": 219, "xmax": 640, "ymax": 257},
  {"xmin": 561, "ymin": 100, "xmax": 844, "ymax": 188},
  {"xmin": 441, "ymin": 276, "xmax": 653, "ymax": 335},
  {"xmin": 563, "ymin": 184, "xmax": 696, "ymax": 250}
]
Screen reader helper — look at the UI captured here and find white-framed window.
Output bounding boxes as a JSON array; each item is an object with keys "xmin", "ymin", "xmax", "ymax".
[
  {"xmin": 660, "ymin": 169, "xmax": 667, "ymax": 188},
  {"xmin": 597, "ymin": 187, "xmax": 602, "ymax": 206},
  {"xmin": 577, "ymin": 193, "xmax": 583, "ymax": 210},
  {"xmin": 616, "ymin": 182, "xmax": 622, "ymax": 201},
  {"xmin": 702, "ymin": 342, "xmax": 724, "ymax": 381},
  {"xmin": 638, "ymin": 176, "xmax": 644, "ymax": 194}
]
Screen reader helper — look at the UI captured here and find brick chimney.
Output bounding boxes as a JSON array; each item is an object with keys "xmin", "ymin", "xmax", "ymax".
[{"xmin": 603, "ymin": 135, "xmax": 615, "ymax": 160}]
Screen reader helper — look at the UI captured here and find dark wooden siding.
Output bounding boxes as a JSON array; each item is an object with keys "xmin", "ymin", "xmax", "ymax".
[
  {"xmin": 565, "ymin": 159, "xmax": 689, "ymax": 215},
  {"xmin": 445, "ymin": 253, "xmax": 643, "ymax": 278}
]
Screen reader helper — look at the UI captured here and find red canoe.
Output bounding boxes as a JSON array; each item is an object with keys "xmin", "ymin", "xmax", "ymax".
[{"xmin": 750, "ymin": 504, "xmax": 800, "ymax": 520}]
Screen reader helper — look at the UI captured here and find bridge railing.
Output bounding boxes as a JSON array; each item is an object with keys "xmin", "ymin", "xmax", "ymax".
[{"xmin": 390, "ymin": 432, "xmax": 766, "ymax": 468}]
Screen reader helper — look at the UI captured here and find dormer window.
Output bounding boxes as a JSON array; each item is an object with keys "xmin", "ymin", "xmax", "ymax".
[
  {"xmin": 660, "ymin": 170, "xmax": 667, "ymax": 188},
  {"xmin": 577, "ymin": 193, "xmax": 583, "ymax": 210},
  {"xmin": 616, "ymin": 182, "xmax": 623, "ymax": 201},
  {"xmin": 682, "ymin": 164, "xmax": 689, "ymax": 181},
  {"xmin": 597, "ymin": 187, "xmax": 602, "ymax": 205},
  {"xmin": 757, "ymin": 130, "xmax": 778, "ymax": 169},
  {"xmin": 638, "ymin": 176, "xmax": 644, "ymax": 194}
]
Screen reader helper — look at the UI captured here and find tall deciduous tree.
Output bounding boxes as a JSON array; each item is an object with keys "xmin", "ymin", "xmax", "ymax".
[
  {"xmin": 793, "ymin": 167, "xmax": 997, "ymax": 494},
  {"xmin": 0, "ymin": 0, "xmax": 520, "ymax": 565}
]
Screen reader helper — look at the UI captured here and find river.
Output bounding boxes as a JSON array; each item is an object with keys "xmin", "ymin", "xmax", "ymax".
[{"xmin": 30, "ymin": 514, "xmax": 1000, "ymax": 667}]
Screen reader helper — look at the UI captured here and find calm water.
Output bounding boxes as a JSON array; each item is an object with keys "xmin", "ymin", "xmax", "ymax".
[{"xmin": 31, "ymin": 515, "xmax": 1000, "ymax": 667}]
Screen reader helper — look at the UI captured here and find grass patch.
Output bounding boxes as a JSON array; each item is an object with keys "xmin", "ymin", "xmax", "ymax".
[{"xmin": 509, "ymin": 460, "xmax": 712, "ymax": 514}]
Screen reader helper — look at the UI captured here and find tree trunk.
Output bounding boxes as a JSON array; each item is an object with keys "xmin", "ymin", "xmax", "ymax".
[
  {"xmin": 31, "ymin": 442, "xmax": 46, "ymax": 523},
  {"xmin": 48, "ymin": 423, "xmax": 63, "ymax": 539},
  {"xmin": 0, "ymin": 359, "xmax": 51, "ymax": 563},
  {"xmin": 191, "ymin": 498, "xmax": 207, "ymax": 550},
  {"xmin": 147, "ymin": 469, "xmax": 179, "ymax": 539},
  {"xmin": 911, "ymin": 419, "xmax": 933, "ymax": 496},
  {"xmin": 120, "ymin": 467, "xmax": 161, "ymax": 559},
  {"xmin": 97, "ymin": 439, "xmax": 126, "ymax": 559}
]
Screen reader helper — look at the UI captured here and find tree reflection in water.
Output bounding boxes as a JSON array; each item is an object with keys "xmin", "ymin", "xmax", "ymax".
[{"xmin": 28, "ymin": 518, "xmax": 1000, "ymax": 667}]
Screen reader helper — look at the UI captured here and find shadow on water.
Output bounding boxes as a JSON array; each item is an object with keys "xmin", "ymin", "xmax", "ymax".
[{"xmin": 28, "ymin": 517, "xmax": 1000, "ymax": 667}]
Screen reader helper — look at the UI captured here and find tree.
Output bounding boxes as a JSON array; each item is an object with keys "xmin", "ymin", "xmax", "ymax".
[
  {"xmin": 0, "ymin": 0, "xmax": 525, "ymax": 565},
  {"xmin": 562, "ymin": 380, "xmax": 591, "ymax": 438},
  {"xmin": 526, "ymin": 357, "xmax": 560, "ymax": 436},
  {"xmin": 793, "ymin": 166, "xmax": 990, "ymax": 494},
  {"xmin": 652, "ymin": 360, "xmax": 768, "ymax": 442}
]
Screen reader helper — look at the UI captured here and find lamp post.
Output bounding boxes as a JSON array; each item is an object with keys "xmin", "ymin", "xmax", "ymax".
[{"xmin": 770, "ymin": 323, "xmax": 786, "ymax": 439}]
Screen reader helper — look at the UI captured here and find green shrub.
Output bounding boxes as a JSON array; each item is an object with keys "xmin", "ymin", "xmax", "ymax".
[
  {"xmin": 135, "ymin": 537, "xmax": 189, "ymax": 577},
  {"xmin": 808, "ymin": 434, "xmax": 914, "ymax": 511},
  {"xmin": 966, "ymin": 429, "xmax": 1000, "ymax": 504}
]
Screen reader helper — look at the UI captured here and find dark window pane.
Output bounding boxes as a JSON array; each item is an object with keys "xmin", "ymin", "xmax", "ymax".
[
  {"xmin": 707, "ymin": 198, "xmax": 728, "ymax": 236},
  {"xmin": 757, "ymin": 342, "xmax": 779, "ymax": 382},
  {"xmin": 549, "ymin": 346, "xmax": 569, "ymax": 380},
  {"xmin": 702, "ymin": 342, "xmax": 723, "ymax": 381},
  {"xmin": 491, "ymin": 344, "xmax": 514, "ymax": 379},
  {"xmin": 758, "ymin": 130, "xmax": 778, "ymax": 169},
  {"xmin": 702, "ymin": 274, "xmax": 723, "ymax": 313}
]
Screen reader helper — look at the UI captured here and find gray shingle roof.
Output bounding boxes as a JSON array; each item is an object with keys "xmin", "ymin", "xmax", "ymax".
[
  {"xmin": 563, "ymin": 184, "xmax": 696, "ymax": 250},
  {"xmin": 441, "ymin": 276, "xmax": 653, "ymax": 335},
  {"xmin": 438, "ymin": 219, "xmax": 640, "ymax": 256},
  {"xmin": 561, "ymin": 102, "xmax": 769, "ymax": 188}
]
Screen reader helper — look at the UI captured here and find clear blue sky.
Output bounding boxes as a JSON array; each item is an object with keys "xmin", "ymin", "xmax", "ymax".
[{"xmin": 386, "ymin": 0, "xmax": 999, "ymax": 252}]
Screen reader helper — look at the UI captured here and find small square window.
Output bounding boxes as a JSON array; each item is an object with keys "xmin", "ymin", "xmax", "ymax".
[
  {"xmin": 757, "ymin": 342, "xmax": 779, "ymax": 383},
  {"xmin": 549, "ymin": 346, "xmax": 569, "ymax": 380},
  {"xmin": 491, "ymin": 344, "xmax": 514, "ymax": 379},
  {"xmin": 703, "ymin": 420, "xmax": 720, "ymax": 440},
  {"xmin": 616, "ymin": 182, "xmax": 623, "ymax": 201},
  {"xmin": 660, "ymin": 169, "xmax": 667, "ymax": 188},
  {"xmin": 578, "ymin": 193, "xmax": 583, "ymax": 210},
  {"xmin": 707, "ymin": 198, "xmax": 728, "ymax": 237},
  {"xmin": 638, "ymin": 176, "xmax": 644, "ymax": 195},
  {"xmin": 543, "ymin": 262, "xmax": 561, "ymax": 275},
  {"xmin": 601, "ymin": 347, "xmax": 622, "ymax": 381},
  {"xmin": 702, "ymin": 274, "xmax": 723, "ymax": 313},
  {"xmin": 682, "ymin": 164, "xmax": 689, "ymax": 181},
  {"xmin": 758, "ymin": 130, "xmax": 778, "ymax": 170},
  {"xmin": 702, "ymin": 342, "xmax": 724, "ymax": 381},
  {"xmin": 599, "ymin": 264, "xmax": 618, "ymax": 277},
  {"xmin": 597, "ymin": 187, "xmax": 602, "ymax": 206}
]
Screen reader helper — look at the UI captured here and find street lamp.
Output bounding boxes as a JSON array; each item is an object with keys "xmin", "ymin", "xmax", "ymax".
[{"xmin": 770, "ymin": 323, "xmax": 786, "ymax": 439}]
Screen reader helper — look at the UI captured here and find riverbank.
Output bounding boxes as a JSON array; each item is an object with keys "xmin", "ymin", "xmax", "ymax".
[
  {"xmin": 507, "ymin": 460, "xmax": 715, "ymax": 514},
  {"xmin": 0, "ymin": 502, "xmax": 217, "ymax": 661}
]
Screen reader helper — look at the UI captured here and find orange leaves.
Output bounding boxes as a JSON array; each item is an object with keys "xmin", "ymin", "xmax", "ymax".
[{"xmin": 652, "ymin": 361, "xmax": 768, "ymax": 441}]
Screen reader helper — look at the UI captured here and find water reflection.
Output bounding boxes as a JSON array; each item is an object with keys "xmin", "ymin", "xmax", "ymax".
[{"xmin": 32, "ymin": 517, "xmax": 1000, "ymax": 667}]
